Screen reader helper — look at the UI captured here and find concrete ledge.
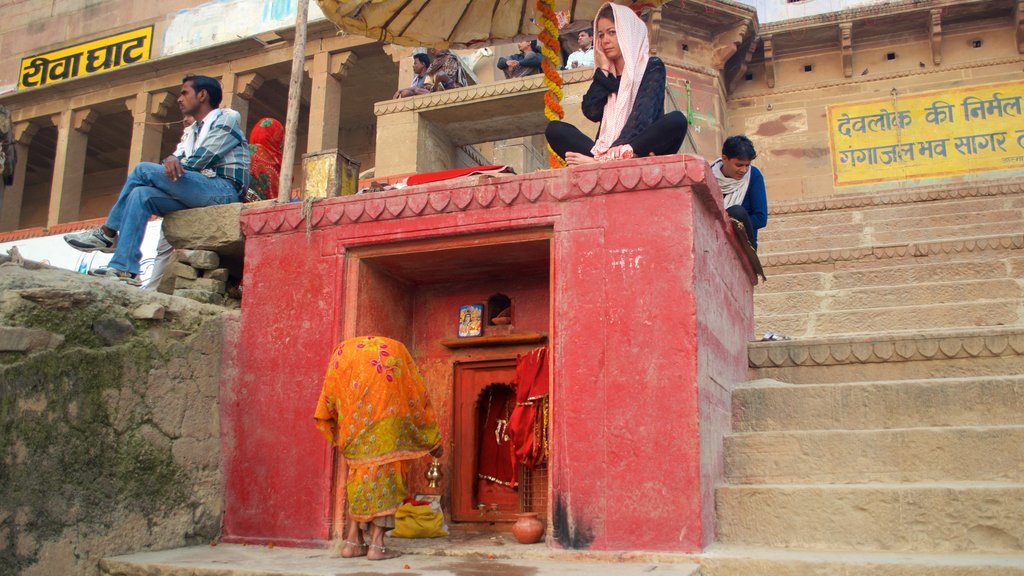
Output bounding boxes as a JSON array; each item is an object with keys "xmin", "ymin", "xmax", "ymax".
[
  {"xmin": 768, "ymin": 179, "xmax": 1022, "ymax": 217},
  {"xmin": 762, "ymin": 232, "xmax": 1024, "ymax": 268},
  {"xmin": 701, "ymin": 545, "xmax": 1024, "ymax": 576},
  {"xmin": 748, "ymin": 326, "xmax": 1024, "ymax": 369}
]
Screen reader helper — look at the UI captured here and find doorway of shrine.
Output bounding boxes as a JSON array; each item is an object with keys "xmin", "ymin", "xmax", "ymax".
[{"xmin": 452, "ymin": 359, "xmax": 549, "ymax": 527}]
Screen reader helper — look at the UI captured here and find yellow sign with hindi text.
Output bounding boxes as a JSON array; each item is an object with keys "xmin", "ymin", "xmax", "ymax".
[
  {"xmin": 828, "ymin": 81, "xmax": 1024, "ymax": 186},
  {"xmin": 19, "ymin": 26, "xmax": 153, "ymax": 90}
]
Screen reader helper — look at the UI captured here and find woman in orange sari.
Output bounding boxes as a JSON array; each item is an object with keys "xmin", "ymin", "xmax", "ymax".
[{"xmin": 315, "ymin": 336, "xmax": 443, "ymax": 561}]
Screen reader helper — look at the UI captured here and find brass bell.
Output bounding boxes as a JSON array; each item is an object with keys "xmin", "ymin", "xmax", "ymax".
[{"xmin": 425, "ymin": 457, "xmax": 442, "ymax": 488}]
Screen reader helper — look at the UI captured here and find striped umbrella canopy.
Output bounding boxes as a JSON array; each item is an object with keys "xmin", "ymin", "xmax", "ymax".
[{"xmin": 315, "ymin": 0, "xmax": 668, "ymax": 48}]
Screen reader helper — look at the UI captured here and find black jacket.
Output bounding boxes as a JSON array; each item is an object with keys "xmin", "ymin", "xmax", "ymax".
[{"xmin": 581, "ymin": 57, "xmax": 666, "ymax": 148}]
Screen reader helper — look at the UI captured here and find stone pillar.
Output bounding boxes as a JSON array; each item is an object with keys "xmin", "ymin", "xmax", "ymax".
[
  {"xmin": 304, "ymin": 51, "xmax": 356, "ymax": 153},
  {"xmin": 48, "ymin": 108, "xmax": 97, "ymax": 227},
  {"xmin": 126, "ymin": 92, "xmax": 174, "ymax": 168},
  {"xmin": 0, "ymin": 122, "xmax": 37, "ymax": 231},
  {"xmin": 383, "ymin": 44, "xmax": 413, "ymax": 93},
  {"xmin": 373, "ymin": 108, "xmax": 454, "ymax": 177},
  {"xmin": 222, "ymin": 72, "xmax": 264, "ymax": 130}
]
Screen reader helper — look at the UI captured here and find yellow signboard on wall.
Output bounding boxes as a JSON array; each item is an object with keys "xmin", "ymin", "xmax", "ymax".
[
  {"xmin": 19, "ymin": 26, "xmax": 153, "ymax": 90},
  {"xmin": 828, "ymin": 81, "xmax": 1024, "ymax": 186}
]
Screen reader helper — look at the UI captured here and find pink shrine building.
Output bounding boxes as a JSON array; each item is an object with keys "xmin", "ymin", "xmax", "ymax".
[{"xmin": 221, "ymin": 154, "xmax": 757, "ymax": 552}]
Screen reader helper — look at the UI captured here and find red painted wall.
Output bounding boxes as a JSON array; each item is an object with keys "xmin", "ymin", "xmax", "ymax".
[{"xmin": 221, "ymin": 156, "xmax": 755, "ymax": 551}]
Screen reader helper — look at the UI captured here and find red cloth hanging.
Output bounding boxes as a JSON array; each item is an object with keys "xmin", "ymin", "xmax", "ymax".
[
  {"xmin": 508, "ymin": 346, "xmax": 549, "ymax": 468},
  {"xmin": 476, "ymin": 384, "xmax": 517, "ymax": 487}
]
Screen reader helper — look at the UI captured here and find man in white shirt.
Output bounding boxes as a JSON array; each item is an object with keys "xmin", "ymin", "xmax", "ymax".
[{"xmin": 566, "ymin": 29, "xmax": 594, "ymax": 69}]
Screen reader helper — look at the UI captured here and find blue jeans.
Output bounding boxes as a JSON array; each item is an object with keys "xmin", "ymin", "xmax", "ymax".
[{"xmin": 106, "ymin": 162, "xmax": 239, "ymax": 274}]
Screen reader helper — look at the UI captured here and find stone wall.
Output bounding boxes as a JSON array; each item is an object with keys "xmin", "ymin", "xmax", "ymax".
[{"xmin": 0, "ymin": 258, "xmax": 231, "ymax": 575}]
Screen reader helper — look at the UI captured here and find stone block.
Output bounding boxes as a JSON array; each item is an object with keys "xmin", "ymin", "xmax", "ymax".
[
  {"xmin": 733, "ymin": 376, "xmax": 1024, "ymax": 433},
  {"xmin": 193, "ymin": 278, "xmax": 227, "ymax": 295},
  {"xmin": 163, "ymin": 202, "xmax": 244, "ymax": 256},
  {"xmin": 174, "ymin": 289, "xmax": 225, "ymax": 306},
  {"xmin": 173, "ymin": 262, "xmax": 198, "ymax": 280},
  {"xmin": 725, "ymin": 427, "xmax": 1024, "ymax": 484},
  {"xmin": 154, "ymin": 251, "xmax": 180, "ymax": 295},
  {"xmin": 206, "ymin": 268, "xmax": 230, "ymax": 282},
  {"xmin": 181, "ymin": 250, "xmax": 220, "ymax": 270},
  {"xmin": 92, "ymin": 317, "xmax": 134, "ymax": 346},
  {"xmin": 131, "ymin": 303, "xmax": 165, "ymax": 320},
  {"xmin": 0, "ymin": 326, "xmax": 64, "ymax": 352},
  {"xmin": 174, "ymin": 277, "xmax": 195, "ymax": 290},
  {"xmin": 716, "ymin": 484, "xmax": 1024, "ymax": 553}
]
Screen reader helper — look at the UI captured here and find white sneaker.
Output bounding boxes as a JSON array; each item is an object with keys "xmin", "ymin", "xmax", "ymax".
[{"xmin": 64, "ymin": 227, "xmax": 117, "ymax": 253}]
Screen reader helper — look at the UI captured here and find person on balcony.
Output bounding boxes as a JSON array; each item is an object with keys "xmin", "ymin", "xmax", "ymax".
[
  {"xmin": 64, "ymin": 75, "xmax": 249, "ymax": 285},
  {"xmin": 393, "ymin": 52, "xmax": 432, "ymax": 99},
  {"xmin": 423, "ymin": 49, "xmax": 465, "ymax": 91},
  {"xmin": 545, "ymin": 3, "xmax": 687, "ymax": 165},
  {"xmin": 566, "ymin": 29, "xmax": 595, "ymax": 69},
  {"xmin": 315, "ymin": 336, "xmax": 444, "ymax": 561},
  {"xmin": 712, "ymin": 135, "xmax": 768, "ymax": 250},
  {"xmin": 497, "ymin": 40, "xmax": 543, "ymax": 79}
]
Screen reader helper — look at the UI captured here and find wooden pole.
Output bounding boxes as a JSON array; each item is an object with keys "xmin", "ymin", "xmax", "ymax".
[{"xmin": 277, "ymin": 0, "xmax": 309, "ymax": 203}]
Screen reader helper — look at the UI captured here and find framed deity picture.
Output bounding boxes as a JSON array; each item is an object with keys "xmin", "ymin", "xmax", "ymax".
[{"xmin": 458, "ymin": 304, "xmax": 483, "ymax": 338}]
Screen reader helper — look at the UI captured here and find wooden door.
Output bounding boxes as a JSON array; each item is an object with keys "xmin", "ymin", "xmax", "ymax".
[{"xmin": 452, "ymin": 358, "xmax": 520, "ymax": 523}]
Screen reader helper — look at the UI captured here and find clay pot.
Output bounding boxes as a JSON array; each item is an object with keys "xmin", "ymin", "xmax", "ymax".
[{"xmin": 511, "ymin": 512, "xmax": 544, "ymax": 544}]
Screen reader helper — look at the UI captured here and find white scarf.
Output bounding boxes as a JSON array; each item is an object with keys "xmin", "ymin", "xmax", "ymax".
[
  {"xmin": 182, "ymin": 108, "xmax": 223, "ymax": 158},
  {"xmin": 712, "ymin": 158, "xmax": 751, "ymax": 208},
  {"xmin": 591, "ymin": 3, "xmax": 649, "ymax": 157}
]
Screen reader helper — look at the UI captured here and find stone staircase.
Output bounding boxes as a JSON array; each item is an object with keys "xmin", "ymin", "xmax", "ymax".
[{"xmin": 703, "ymin": 181, "xmax": 1024, "ymax": 575}]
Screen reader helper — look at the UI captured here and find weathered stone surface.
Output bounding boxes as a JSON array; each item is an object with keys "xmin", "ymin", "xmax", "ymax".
[
  {"xmin": 700, "ymin": 548, "xmax": 1024, "ymax": 576},
  {"xmin": 15, "ymin": 287, "xmax": 95, "ymax": 310},
  {"xmin": 192, "ymin": 278, "xmax": 226, "ymax": 295},
  {"xmin": 92, "ymin": 317, "xmax": 135, "ymax": 345},
  {"xmin": 163, "ymin": 203, "xmax": 244, "ymax": 256},
  {"xmin": 174, "ymin": 289, "xmax": 225, "ymax": 306},
  {"xmin": 132, "ymin": 303, "xmax": 165, "ymax": 320},
  {"xmin": 716, "ymin": 484, "xmax": 1024, "ymax": 553},
  {"xmin": 0, "ymin": 265, "xmax": 227, "ymax": 576},
  {"xmin": 0, "ymin": 326, "xmax": 64, "ymax": 352},
  {"xmin": 205, "ymin": 268, "xmax": 230, "ymax": 282},
  {"xmin": 173, "ymin": 262, "xmax": 198, "ymax": 280},
  {"xmin": 725, "ymin": 426, "xmax": 1024, "ymax": 484},
  {"xmin": 734, "ymin": 376, "xmax": 1024, "ymax": 432},
  {"xmin": 174, "ymin": 277, "xmax": 195, "ymax": 290},
  {"xmin": 180, "ymin": 250, "xmax": 219, "ymax": 271}
]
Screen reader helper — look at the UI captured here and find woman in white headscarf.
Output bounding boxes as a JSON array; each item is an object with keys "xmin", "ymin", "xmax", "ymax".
[{"xmin": 545, "ymin": 3, "xmax": 687, "ymax": 165}]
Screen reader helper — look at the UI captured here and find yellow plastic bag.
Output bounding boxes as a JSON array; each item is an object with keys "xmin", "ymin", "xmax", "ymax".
[{"xmin": 390, "ymin": 501, "xmax": 448, "ymax": 538}]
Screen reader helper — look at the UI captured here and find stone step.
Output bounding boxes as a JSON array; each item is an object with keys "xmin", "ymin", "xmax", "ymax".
[
  {"xmin": 761, "ymin": 233, "xmax": 1024, "ymax": 273},
  {"xmin": 768, "ymin": 181, "xmax": 1023, "ymax": 229},
  {"xmin": 767, "ymin": 206, "xmax": 1024, "ymax": 243},
  {"xmin": 755, "ymin": 299, "xmax": 1020, "ymax": 339},
  {"xmin": 724, "ymin": 426, "xmax": 1024, "ymax": 484},
  {"xmin": 759, "ymin": 220, "xmax": 1023, "ymax": 254},
  {"xmin": 715, "ymin": 483, "xmax": 1024, "ymax": 553},
  {"xmin": 700, "ymin": 545, "xmax": 1024, "ymax": 576},
  {"xmin": 733, "ymin": 376, "xmax": 1024, "ymax": 432},
  {"xmin": 756, "ymin": 278, "xmax": 1023, "ymax": 316},
  {"xmin": 756, "ymin": 256, "xmax": 1022, "ymax": 295},
  {"xmin": 747, "ymin": 327, "xmax": 1024, "ymax": 384},
  {"xmin": 99, "ymin": 543, "xmax": 702, "ymax": 576}
]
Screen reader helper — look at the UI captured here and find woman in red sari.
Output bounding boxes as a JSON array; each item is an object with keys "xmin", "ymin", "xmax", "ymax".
[
  {"xmin": 315, "ymin": 336, "xmax": 443, "ymax": 561},
  {"xmin": 247, "ymin": 117, "xmax": 284, "ymax": 200}
]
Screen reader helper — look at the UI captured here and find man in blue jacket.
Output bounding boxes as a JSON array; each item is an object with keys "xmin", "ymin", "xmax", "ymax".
[{"xmin": 712, "ymin": 135, "xmax": 768, "ymax": 250}]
